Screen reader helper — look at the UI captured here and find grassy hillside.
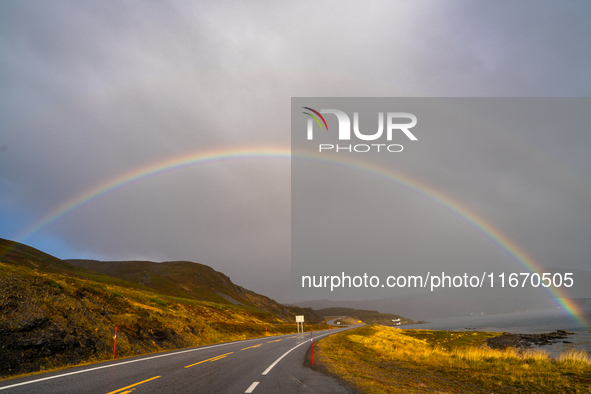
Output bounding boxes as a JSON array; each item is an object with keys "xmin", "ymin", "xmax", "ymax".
[
  {"xmin": 316, "ymin": 307, "xmax": 417, "ymax": 325},
  {"xmin": 0, "ymin": 239, "xmax": 326, "ymax": 378},
  {"xmin": 66, "ymin": 259, "xmax": 322, "ymax": 323}
]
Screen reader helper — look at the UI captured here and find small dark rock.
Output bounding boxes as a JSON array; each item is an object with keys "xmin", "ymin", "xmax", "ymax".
[{"xmin": 557, "ymin": 329, "xmax": 574, "ymax": 335}]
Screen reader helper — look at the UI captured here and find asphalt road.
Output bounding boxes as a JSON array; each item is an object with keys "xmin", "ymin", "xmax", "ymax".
[{"xmin": 0, "ymin": 327, "xmax": 359, "ymax": 394}]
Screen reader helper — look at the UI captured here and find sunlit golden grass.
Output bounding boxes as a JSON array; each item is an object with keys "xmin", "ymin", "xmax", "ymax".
[
  {"xmin": 559, "ymin": 348, "xmax": 591, "ymax": 364},
  {"xmin": 315, "ymin": 325, "xmax": 591, "ymax": 393}
]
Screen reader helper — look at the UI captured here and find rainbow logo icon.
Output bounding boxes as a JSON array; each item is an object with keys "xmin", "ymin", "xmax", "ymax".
[{"xmin": 302, "ymin": 107, "xmax": 329, "ymax": 131}]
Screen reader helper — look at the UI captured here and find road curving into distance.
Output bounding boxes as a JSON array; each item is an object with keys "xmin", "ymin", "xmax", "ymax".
[
  {"xmin": 325, "ymin": 316, "xmax": 348, "ymax": 326},
  {"xmin": 0, "ymin": 326, "xmax": 360, "ymax": 394}
]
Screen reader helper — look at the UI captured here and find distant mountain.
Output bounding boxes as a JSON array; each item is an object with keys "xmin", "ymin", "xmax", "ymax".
[
  {"xmin": 315, "ymin": 307, "xmax": 418, "ymax": 325},
  {"xmin": 296, "ymin": 295, "xmax": 569, "ymax": 321}
]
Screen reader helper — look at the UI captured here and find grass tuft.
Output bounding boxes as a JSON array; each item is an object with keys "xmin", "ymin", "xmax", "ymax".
[{"xmin": 559, "ymin": 348, "xmax": 590, "ymax": 364}]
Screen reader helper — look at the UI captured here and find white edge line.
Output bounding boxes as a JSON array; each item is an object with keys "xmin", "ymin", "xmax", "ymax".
[
  {"xmin": 245, "ymin": 381, "xmax": 259, "ymax": 393},
  {"xmin": 261, "ymin": 340, "xmax": 309, "ymax": 375},
  {"xmin": 261, "ymin": 329, "xmax": 345, "ymax": 376},
  {"xmin": 0, "ymin": 335, "xmax": 271, "ymax": 391}
]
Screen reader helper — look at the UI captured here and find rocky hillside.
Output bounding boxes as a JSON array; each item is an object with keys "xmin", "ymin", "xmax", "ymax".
[{"xmin": 0, "ymin": 238, "xmax": 324, "ymax": 378}]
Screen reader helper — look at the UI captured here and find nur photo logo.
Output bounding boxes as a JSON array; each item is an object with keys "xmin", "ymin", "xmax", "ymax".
[{"xmin": 302, "ymin": 107, "xmax": 418, "ymax": 153}]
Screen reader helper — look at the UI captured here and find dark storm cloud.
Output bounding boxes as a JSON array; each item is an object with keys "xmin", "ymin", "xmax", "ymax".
[{"xmin": 1, "ymin": 1, "xmax": 590, "ymax": 301}]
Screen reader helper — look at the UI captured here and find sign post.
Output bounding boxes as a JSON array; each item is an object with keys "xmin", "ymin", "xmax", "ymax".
[{"xmin": 296, "ymin": 315, "xmax": 304, "ymax": 333}]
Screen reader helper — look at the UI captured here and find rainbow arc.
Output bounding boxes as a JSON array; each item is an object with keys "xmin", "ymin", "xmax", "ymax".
[{"xmin": 10, "ymin": 145, "xmax": 588, "ymax": 330}]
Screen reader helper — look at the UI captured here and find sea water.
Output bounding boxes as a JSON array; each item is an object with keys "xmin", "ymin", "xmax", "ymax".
[{"xmin": 403, "ymin": 305, "xmax": 591, "ymax": 358}]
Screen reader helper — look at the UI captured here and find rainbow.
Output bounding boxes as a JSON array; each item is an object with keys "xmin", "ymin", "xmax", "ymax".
[
  {"xmin": 314, "ymin": 155, "xmax": 588, "ymax": 329},
  {"xmin": 12, "ymin": 145, "xmax": 588, "ymax": 329},
  {"xmin": 15, "ymin": 146, "xmax": 291, "ymax": 242}
]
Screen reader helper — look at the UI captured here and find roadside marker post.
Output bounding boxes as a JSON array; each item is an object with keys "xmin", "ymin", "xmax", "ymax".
[
  {"xmin": 112, "ymin": 327, "xmax": 117, "ymax": 360},
  {"xmin": 311, "ymin": 330, "xmax": 314, "ymax": 365}
]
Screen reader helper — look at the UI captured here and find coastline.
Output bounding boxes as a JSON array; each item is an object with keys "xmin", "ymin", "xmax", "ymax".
[
  {"xmin": 403, "ymin": 306, "xmax": 591, "ymax": 359},
  {"xmin": 485, "ymin": 330, "xmax": 575, "ymax": 351}
]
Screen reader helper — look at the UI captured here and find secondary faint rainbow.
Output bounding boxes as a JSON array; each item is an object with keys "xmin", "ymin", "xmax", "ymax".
[{"xmin": 12, "ymin": 146, "xmax": 588, "ymax": 329}]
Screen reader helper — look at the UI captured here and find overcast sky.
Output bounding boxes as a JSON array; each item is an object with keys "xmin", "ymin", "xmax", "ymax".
[{"xmin": 1, "ymin": 1, "xmax": 590, "ymax": 303}]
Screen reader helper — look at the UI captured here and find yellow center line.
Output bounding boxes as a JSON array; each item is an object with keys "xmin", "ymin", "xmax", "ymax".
[
  {"xmin": 106, "ymin": 376, "xmax": 160, "ymax": 394},
  {"xmin": 241, "ymin": 344, "xmax": 263, "ymax": 350},
  {"xmin": 184, "ymin": 352, "xmax": 233, "ymax": 368},
  {"xmin": 287, "ymin": 336, "xmax": 297, "ymax": 338},
  {"xmin": 267, "ymin": 339, "xmax": 282, "ymax": 343}
]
